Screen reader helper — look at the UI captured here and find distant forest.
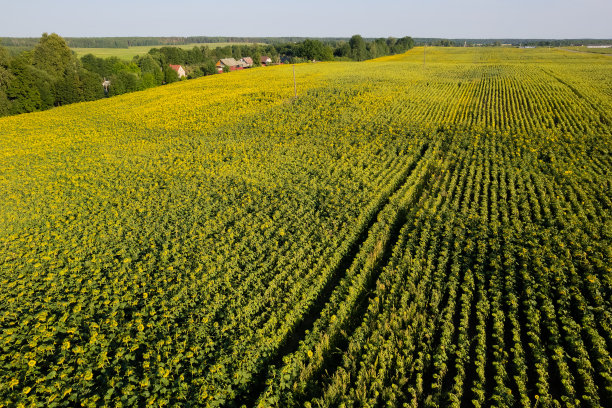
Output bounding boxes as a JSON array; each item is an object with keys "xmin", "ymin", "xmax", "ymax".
[
  {"xmin": 0, "ymin": 34, "xmax": 415, "ymax": 117},
  {"xmin": 0, "ymin": 36, "xmax": 348, "ymax": 48},
  {"xmin": 2, "ymin": 36, "xmax": 610, "ymax": 50}
]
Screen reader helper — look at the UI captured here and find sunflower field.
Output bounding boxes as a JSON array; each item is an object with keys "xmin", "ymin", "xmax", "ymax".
[{"xmin": 0, "ymin": 47, "xmax": 610, "ymax": 407}]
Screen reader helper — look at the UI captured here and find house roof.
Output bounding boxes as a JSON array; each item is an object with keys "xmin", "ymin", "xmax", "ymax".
[
  {"xmin": 241, "ymin": 57, "xmax": 253, "ymax": 65},
  {"xmin": 261, "ymin": 56, "xmax": 272, "ymax": 63},
  {"xmin": 169, "ymin": 64, "xmax": 183, "ymax": 72},
  {"xmin": 219, "ymin": 58, "xmax": 239, "ymax": 67}
]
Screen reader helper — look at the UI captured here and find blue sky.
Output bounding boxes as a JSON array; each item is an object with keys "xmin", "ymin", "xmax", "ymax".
[{"xmin": 1, "ymin": 0, "xmax": 611, "ymax": 38}]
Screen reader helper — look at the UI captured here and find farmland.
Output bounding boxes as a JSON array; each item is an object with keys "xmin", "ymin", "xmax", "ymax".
[
  {"xmin": 563, "ymin": 46, "xmax": 612, "ymax": 55},
  {"xmin": 70, "ymin": 42, "xmax": 261, "ymax": 60},
  {"xmin": 0, "ymin": 47, "xmax": 611, "ymax": 407}
]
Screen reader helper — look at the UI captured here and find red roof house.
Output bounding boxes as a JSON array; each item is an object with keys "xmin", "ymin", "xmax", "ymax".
[{"xmin": 169, "ymin": 64, "xmax": 186, "ymax": 78}]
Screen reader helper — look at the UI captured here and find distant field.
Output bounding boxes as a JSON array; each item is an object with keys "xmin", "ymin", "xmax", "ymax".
[
  {"xmin": 71, "ymin": 42, "xmax": 261, "ymax": 60},
  {"xmin": 564, "ymin": 46, "xmax": 612, "ymax": 55}
]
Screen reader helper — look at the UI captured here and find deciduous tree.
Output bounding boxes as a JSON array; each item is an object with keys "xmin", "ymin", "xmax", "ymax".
[
  {"xmin": 349, "ymin": 35, "xmax": 368, "ymax": 61},
  {"xmin": 32, "ymin": 33, "xmax": 73, "ymax": 79}
]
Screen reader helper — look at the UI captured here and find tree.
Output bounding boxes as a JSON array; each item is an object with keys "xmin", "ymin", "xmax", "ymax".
[
  {"xmin": 5, "ymin": 54, "xmax": 56, "ymax": 114},
  {"xmin": 374, "ymin": 38, "xmax": 390, "ymax": 55},
  {"xmin": 163, "ymin": 66, "xmax": 179, "ymax": 83},
  {"xmin": 0, "ymin": 45, "xmax": 13, "ymax": 115},
  {"xmin": 7, "ymin": 56, "xmax": 43, "ymax": 114},
  {"xmin": 55, "ymin": 69, "xmax": 82, "ymax": 105},
  {"xmin": 0, "ymin": 89, "xmax": 9, "ymax": 116},
  {"xmin": 186, "ymin": 46, "xmax": 204, "ymax": 64},
  {"xmin": 79, "ymin": 69, "xmax": 104, "ymax": 101},
  {"xmin": 231, "ymin": 45, "xmax": 243, "ymax": 59},
  {"xmin": 201, "ymin": 60, "xmax": 217, "ymax": 76},
  {"xmin": 349, "ymin": 35, "xmax": 368, "ymax": 61},
  {"xmin": 108, "ymin": 71, "xmax": 140, "ymax": 96},
  {"xmin": 0, "ymin": 45, "xmax": 11, "ymax": 76},
  {"xmin": 139, "ymin": 56, "xmax": 164, "ymax": 88},
  {"xmin": 252, "ymin": 50, "xmax": 261, "ymax": 67},
  {"xmin": 368, "ymin": 42, "xmax": 379, "ymax": 59},
  {"xmin": 139, "ymin": 55, "xmax": 160, "ymax": 72},
  {"xmin": 393, "ymin": 36, "xmax": 415, "ymax": 53},
  {"xmin": 32, "ymin": 33, "xmax": 73, "ymax": 79},
  {"xmin": 141, "ymin": 72, "xmax": 159, "ymax": 88},
  {"xmin": 81, "ymin": 53, "xmax": 105, "ymax": 76},
  {"xmin": 300, "ymin": 39, "xmax": 319, "ymax": 60},
  {"xmin": 334, "ymin": 42, "xmax": 351, "ymax": 58},
  {"xmin": 32, "ymin": 67, "xmax": 55, "ymax": 109},
  {"xmin": 157, "ymin": 47, "xmax": 186, "ymax": 65}
]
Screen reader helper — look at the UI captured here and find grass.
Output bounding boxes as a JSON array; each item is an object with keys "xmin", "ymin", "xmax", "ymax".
[{"xmin": 71, "ymin": 42, "xmax": 262, "ymax": 60}]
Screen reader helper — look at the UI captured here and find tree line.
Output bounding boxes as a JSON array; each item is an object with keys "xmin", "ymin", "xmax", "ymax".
[
  {"xmin": 0, "ymin": 34, "xmax": 414, "ymax": 118},
  {"xmin": 3, "ymin": 36, "xmax": 609, "ymax": 50},
  {"xmin": 0, "ymin": 35, "xmax": 413, "ymax": 49}
]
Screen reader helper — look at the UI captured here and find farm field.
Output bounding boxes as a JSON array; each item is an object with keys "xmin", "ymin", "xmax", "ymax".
[
  {"xmin": 0, "ymin": 47, "xmax": 611, "ymax": 407},
  {"xmin": 563, "ymin": 46, "xmax": 612, "ymax": 55},
  {"xmin": 70, "ymin": 42, "xmax": 261, "ymax": 60}
]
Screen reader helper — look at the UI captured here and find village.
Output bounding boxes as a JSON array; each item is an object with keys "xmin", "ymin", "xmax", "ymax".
[{"xmin": 167, "ymin": 55, "xmax": 275, "ymax": 79}]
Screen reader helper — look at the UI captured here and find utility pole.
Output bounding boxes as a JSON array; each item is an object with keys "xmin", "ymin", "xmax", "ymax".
[{"xmin": 293, "ymin": 64, "xmax": 297, "ymax": 98}]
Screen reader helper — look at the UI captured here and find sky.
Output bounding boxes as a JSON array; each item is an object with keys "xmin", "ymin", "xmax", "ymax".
[{"xmin": 1, "ymin": 0, "xmax": 611, "ymax": 39}]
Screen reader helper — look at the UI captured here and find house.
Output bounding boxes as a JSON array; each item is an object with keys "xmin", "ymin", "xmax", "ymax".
[
  {"xmin": 216, "ymin": 58, "xmax": 241, "ymax": 73},
  {"xmin": 261, "ymin": 56, "xmax": 272, "ymax": 65},
  {"xmin": 169, "ymin": 64, "xmax": 186, "ymax": 78},
  {"xmin": 240, "ymin": 57, "xmax": 253, "ymax": 67},
  {"xmin": 102, "ymin": 79, "xmax": 111, "ymax": 95}
]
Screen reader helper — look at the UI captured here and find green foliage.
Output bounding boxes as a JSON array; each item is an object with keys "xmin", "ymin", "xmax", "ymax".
[
  {"xmin": 334, "ymin": 42, "xmax": 351, "ymax": 58},
  {"xmin": 6, "ymin": 56, "xmax": 43, "ymax": 114},
  {"xmin": 252, "ymin": 49, "xmax": 261, "ymax": 67},
  {"xmin": 186, "ymin": 46, "xmax": 205, "ymax": 64},
  {"xmin": 393, "ymin": 36, "xmax": 415, "ymax": 53},
  {"xmin": 55, "ymin": 69, "xmax": 81, "ymax": 105},
  {"xmin": 156, "ymin": 46, "xmax": 185, "ymax": 64},
  {"xmin": 300, "ymin": 39, "xmax": 333, "ymax": 61},
  {"xmin": 138, "ymin": 54, "xmax": 160, "ymax": 74},
  {"xmin": 349, "ymin": 34, "xmax": 368, "ymax": 61},
  {"xmin": 163, "ymin": 65, "xmax": 179, "ymax": 84},
  {"xmin": 0, "ymin": 45, "xmax": 10, "ymax": 68},
  {"xmin": 141, "ymin": 72, "xmax": 160, "ymax": 89},
  {"xmin": 201, "ymin": 60, "xmax": 218, "ymax": 76},
  {"xmin": 32, "ymin": 67, "xmax": 56, "ymax": 109},
  {"xmin": 32, "ymin": 33, "xmax": 74, "ymax": 78},
  {"xmin": 0, "ymin": 46, "xmax": 12, "ymax": 116},
  {"xmin": 0, "ymin": 89, "xmax": 9, "ymax": 116},
  {"xmin": 79, "ymin": 69, "xmax": 104, "ymax": 101},
  {"xmin": 109, "ymin": 71, "xmax": 142, "ymax": 96}
]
